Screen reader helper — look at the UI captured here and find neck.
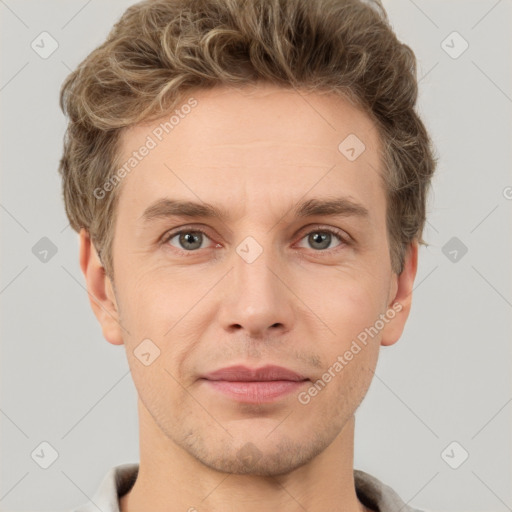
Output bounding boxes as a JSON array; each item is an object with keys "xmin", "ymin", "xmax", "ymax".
[{"xmin": 120, "ymin": 398, "xmax": 369, "ymax": 512}]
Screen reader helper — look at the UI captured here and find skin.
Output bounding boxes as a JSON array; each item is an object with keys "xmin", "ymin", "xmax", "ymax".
[{"xmin": 80, "ymin": 83, "xmax": 418, "ymax": 512}]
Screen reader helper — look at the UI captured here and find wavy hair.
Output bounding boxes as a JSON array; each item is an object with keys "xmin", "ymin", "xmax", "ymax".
[{"xmin": 59, "ymin": 0, "xmax": 437, "ymax": 279}]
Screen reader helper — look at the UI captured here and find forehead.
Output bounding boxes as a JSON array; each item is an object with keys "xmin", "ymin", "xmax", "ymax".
[{"xmin": 115, "ymin": 84, "xmax": 385, "ymax": 224}]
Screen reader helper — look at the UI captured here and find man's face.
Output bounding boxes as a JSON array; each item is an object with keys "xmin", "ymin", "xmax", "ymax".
[{"xmin": 87, "ymin": 84, "xmax": 415, "ymax": 476}]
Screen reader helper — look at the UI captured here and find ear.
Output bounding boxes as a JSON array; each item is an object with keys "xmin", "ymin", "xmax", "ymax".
[
  {"xmin": 79, "ymin": 228, "xmax": 124, "ymax": 346},
  {"xmin": 380, "ymin": 240, "xmax": 418, "ymax": 347}
]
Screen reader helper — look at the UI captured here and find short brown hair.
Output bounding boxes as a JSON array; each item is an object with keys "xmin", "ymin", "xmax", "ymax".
[{"xmin": 59, "ymin": 0, "xmax": 437, "ymax": 279}]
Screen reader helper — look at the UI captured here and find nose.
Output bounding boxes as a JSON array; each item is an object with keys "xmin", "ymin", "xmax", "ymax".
[{"xmin": 216, "ymin": 238, "xmax": 296, "ymax": 338}]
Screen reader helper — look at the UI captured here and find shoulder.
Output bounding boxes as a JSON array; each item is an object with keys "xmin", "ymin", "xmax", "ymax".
[
  {"xmin": 354, "ymin": 469, "xmax": 427, "ymax": 512},
  {"xmin": 69, "ymin": 463, "xmax": 139, "ymax": 512}
]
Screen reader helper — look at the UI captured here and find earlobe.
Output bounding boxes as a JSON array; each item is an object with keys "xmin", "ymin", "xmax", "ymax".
[
  {"xmin": 79, "ymin": 228, "xmax": 124, "ymax": 346},
  {"xmin": 380, "ymin": 240, "xmax": 419, "ymax": 347}
]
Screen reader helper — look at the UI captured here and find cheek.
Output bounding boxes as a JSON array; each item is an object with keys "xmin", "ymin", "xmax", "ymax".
[
  {"xmin": 316, "ymin": 274, "xmax": 384, "ymax": 340},
  {"xmin": 117, "ymin": 269, "xmax": 208, "ymax": 375},
  {"xmin": 118, "ymin": 266, "xmax": 189, "ymax": 329},
  {"xmin": 304, "ymin": 285, "xmax": 381, "ymax": 417}
]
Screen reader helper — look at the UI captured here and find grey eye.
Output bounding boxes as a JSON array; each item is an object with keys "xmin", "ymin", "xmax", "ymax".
[{"xmin": 168, "ymin": 231, "xmax": 208, "ymax": 251}]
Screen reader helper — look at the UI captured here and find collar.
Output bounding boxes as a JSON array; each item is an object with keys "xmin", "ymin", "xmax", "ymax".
[{"xmin": 76, "ymin": 463, "xmax": 424, "ymax": 512}]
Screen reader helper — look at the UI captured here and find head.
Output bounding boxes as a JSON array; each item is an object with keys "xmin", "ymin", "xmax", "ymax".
[{"xmin": 59, "ymin": 0, "xmax": 436, "ymax": 475}]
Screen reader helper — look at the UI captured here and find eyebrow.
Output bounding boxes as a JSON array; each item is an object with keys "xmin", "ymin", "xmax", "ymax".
[{"xmin": 139, "ymin": 196, "xmax": 370, "ymax": 224}]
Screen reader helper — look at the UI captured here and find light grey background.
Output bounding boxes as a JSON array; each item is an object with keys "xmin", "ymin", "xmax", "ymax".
[{"xmin": 1, "ymin": 1, "xmax": 511, "ymax": 511}]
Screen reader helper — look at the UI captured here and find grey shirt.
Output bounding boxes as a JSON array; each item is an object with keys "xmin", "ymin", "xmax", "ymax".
[{"xmin": 72, "ymin": 463, "xmax": 425, "ymax": 512}]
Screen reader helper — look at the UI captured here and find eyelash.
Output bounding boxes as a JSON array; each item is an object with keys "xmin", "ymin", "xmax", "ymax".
[{"xmin": 160, "ymin": 225, "xmax": 351, "ymax": 255}]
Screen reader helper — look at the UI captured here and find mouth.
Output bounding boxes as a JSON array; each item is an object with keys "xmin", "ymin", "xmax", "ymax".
[{"xmin": 199, "ymin": 365, "xmax": 309, "ymax": 403}]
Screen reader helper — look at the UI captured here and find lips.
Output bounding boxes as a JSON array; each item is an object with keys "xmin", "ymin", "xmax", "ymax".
[
  {"xmin": 201, "ymin": 365, "xmax": 308, "ymax": 382},
  {"xmin": 200, "ymin": 365, "xmax": 309, "ymax": 403}
]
